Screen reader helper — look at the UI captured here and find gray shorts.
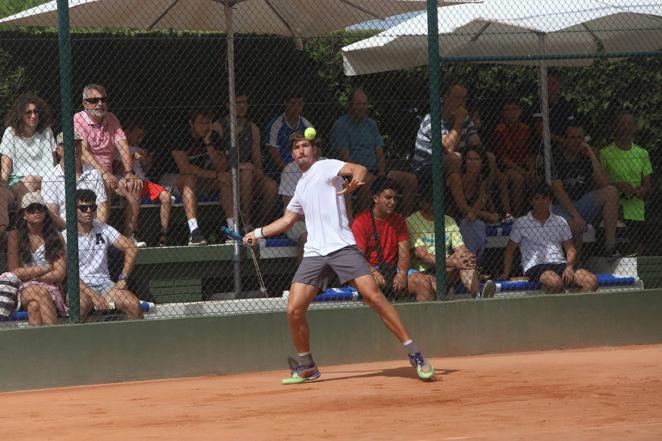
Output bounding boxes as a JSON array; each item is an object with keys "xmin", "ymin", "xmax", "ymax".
[
  {"xmin": 292, "ymin": 245, "xmax": 371, "ymax": 289},
  {"xmin": 553, "ymin": 190, "xmax": 601, "ymax": 223}
]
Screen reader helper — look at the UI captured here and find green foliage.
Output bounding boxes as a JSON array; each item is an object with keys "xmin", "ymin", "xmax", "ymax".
[
  {"xmin": 0, "ymin": 49, "xmax": 25, "ymax": 114},
  {"xmin": 0, "ymin": 0, "xmax": 49, "ymax": 19},
  {"xmin": 305, "ymin": 30, "xmax": 377, "ymax": 107}
]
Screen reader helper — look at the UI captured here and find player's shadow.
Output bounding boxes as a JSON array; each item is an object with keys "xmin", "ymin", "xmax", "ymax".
[{"xmin": 316, "ymin": 366, "xmax": 458, "ymax": 383}]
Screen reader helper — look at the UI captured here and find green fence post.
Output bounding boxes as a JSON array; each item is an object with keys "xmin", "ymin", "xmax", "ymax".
[
  {"xmin": 57, "ymin": 0, "xmax": 80, "ymax": 322},
  {"xmin": 427, "ymin": 0, "xmax": 446, "ymax": 299}
]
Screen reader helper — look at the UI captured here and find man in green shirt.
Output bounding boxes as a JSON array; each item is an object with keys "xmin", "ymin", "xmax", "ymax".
[
  {"xmin": 600, "ymin": 112, "xmax": 652, "ymax": 253},
  {"xmin": 406, "ymin": 189, "xmax": 495, "ymax": 298}
]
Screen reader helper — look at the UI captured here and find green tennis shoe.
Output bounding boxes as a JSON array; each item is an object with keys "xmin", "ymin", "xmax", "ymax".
[
  {"xmin": 282, "ymin": 357, "xmax": 321, "ymax": 385},
  {"xmin": 408, "ymin": 352, "xmax": 435, "ymax": 381}
]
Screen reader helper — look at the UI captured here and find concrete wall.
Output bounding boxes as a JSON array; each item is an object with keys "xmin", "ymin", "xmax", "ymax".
[{"xmin": 1, "ymin": 289, "xmax": 661, "ymax": 392}]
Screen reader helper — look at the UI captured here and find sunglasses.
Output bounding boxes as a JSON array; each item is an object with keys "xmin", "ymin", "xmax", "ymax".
[
  {"xmin": 25, "ymin": 204, "xmax": 47, "ymax": 213},
  {"xmin": 77, "ymin": 204, "xmax": 98, "ymax": 212},
  {"xmin": 84, "ymin": 96, "xmax": 108, "ymax": 104},
  {"xmin": 24, "ymin": 109, "xmax": 40, "ymax": 116}
]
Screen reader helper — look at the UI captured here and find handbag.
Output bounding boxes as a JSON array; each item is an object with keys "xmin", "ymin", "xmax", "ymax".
[
  {"xmin": 369, "ymin": 210, "xmax": 398, "ymax": 299},
  {"xmin": 0, "ymin": 272, "xmax": 21, "ymax": 319}
]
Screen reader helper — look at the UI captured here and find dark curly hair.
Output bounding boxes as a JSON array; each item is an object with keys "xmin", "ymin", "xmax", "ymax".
[
  {"xmin": 4, "ymin": 93, "xmax": 53, "ymax": 137},
  {"xmin": 461, "ymin": 145, "xmax": 490, "ymax": 181},
  {"xmin": 15, "ymin": 206, "xmax": 64, "ymax": 266}
]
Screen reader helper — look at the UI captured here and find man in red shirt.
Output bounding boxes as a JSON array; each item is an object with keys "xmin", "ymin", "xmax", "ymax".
[
  {"xmin": 494, "ymin": 99, "xmax": 533, "ymax": 216},
  {"xmin": 351, "ymin": 178, "xmax": 435, "ymax": 301}
]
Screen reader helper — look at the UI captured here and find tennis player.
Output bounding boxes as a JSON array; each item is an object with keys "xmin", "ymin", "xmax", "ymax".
[{"xmin": 244, "ymin": 132, "xmax": 434, "ymax": 384}]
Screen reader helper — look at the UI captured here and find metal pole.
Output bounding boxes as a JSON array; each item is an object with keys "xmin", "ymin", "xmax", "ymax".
[
  {"xmin": 427, "ymin": 1, "xmax": 445, "ymax": 299},
  {"xmin": 56, "ymin": 0, "xmax": 80, "ymax": 322},
  {"xmin": 225, "ymin": 4, "xmax": 242, "ymax": 296},
  {"xmin": 538, "ymin": 35, "xmax": 552, "ymax": 184}
]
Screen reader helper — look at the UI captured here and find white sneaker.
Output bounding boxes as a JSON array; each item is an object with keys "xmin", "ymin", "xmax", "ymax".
[{"xmin": 130, "ymin": 235, "xmax": 147, "ymax": 248}]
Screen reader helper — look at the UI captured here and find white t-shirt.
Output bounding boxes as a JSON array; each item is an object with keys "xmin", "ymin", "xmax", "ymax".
[
  {"xmin": 63, "ymin": 222, "xmax": 120, "ymax": 285},
  {"xmin": 41, "ymin": 166, "xmax": 107, "ymax": 222},
  {"xmin": 0, "ymin": 127, "xmax": 56, "ymax": 177},
  {"xmin": 510, "ymin": 212, "xmax": 572, "ymax": 273},
  {"xmin": 278, "ymin": 156, "xmax": 327, "ymax": 197},
  {"xmin": 286, "ymin": 159, "xmax": 355, "ymax": 257}
]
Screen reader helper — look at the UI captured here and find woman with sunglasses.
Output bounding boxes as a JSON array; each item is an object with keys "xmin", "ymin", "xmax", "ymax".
[
  {"xmin": 0, "ymin": 93, "xmax": 56, "ymax": 207},
  {"xmin": 4, "ymin": 192, "xmax": 70, "ymax": 325}
]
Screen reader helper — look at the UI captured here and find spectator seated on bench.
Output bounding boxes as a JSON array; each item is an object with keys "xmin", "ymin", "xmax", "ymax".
[
  {"xmin": 500, "ymin": 182, "xmax": 598, "ymax": 294},
  {"xmin": 551, "ymin": 124, "xmax": 619, "ymax": 257}
]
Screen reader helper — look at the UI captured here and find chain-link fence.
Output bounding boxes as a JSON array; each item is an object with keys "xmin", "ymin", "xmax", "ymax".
[{"xmin": 0, "ymin": 1, "xmax": 659, "ymax": 326}]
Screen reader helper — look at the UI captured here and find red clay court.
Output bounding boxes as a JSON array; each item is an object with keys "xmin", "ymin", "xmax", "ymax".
[{"xmin": 2, "ymin": 344, "xmax": 661, "ymax": 441}]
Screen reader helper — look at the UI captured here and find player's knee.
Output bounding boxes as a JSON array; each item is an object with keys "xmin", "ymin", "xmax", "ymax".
[{"xmin": 286, "ymin": 303, "xmax": 306, "ymax": 322}]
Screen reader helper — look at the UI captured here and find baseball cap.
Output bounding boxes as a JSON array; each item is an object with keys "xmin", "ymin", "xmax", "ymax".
[
  {"xmin": 20, "ymin": 192, "xmax": 46, "ymax": 210},
  {"xmin": 56, "ymin": 131, "xmax": 83, "ymax": 145}
]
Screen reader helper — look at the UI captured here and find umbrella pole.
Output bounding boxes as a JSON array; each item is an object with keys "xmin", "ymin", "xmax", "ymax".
[
  {"xmin": 538, "ymin": 35, "xmax": 552, "ymax": 184},
  {"xmin": 225, "ymin": 4, "xmax": 242, "ymax": 296}
]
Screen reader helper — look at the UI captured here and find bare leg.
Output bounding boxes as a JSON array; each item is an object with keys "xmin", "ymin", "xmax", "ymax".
[
  {"xmin": 459, "ymin": 268, "xmax": 480, "ymax": 297},
  {"xmin": 286, "ymin": 282, "xmax": 322, "ymax": 353},
  {"xmin": 407, "ymin": 272, "xmax": 435, "ymax": 301},
  {"xmin": 20, "ymin": 285, "xmax": 57, "ymax": 325},
  {"xmin": 597, "ymin": 185, "xmax": 619, "ymax": 245},
  {"xmin": 158, "ymin": 190, "xmax": 172, "ymax": 234},
  {"xmin": 574, "ymin": 269, "xmax": 598, "ymax": 292},
  {"xmin": 117, "ymin": 187, "xmax": 141, "ymax": 237},
  {"xmin": 177, "ymin": 174, "xmax": 198, "ymax": 220},
  {"xmin": 79, "ymin": 281, "xmax": 96, "ymax": 321},
  {"xmin": 217, "ymin": 172, "xmax": 233, "ymax": 220},
  {"xmin": 106, "ymin": 288, "xmax": 143, "ymax": 320},
  {"xmin": 350, "ymin": 274, "xmax": 411, "ymax": 343},
  {"xmin": 539, "ymin": 271, "xmax": 563, "ymax": 293}
]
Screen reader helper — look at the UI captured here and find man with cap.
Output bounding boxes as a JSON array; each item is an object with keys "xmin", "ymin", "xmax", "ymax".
[{"xmin": 41, "ymin": 132, "xmax": 107, "ymax": 231}]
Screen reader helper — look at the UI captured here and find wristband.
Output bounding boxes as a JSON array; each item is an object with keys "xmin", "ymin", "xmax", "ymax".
[{"xmin": 253, "ymin": 227, "xmax": 264, "ymax": 239}]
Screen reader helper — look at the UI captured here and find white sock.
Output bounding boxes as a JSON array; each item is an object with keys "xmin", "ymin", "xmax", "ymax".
[
  {"xmin": 188, "ymin": 218, "xmax": 199, "ymax": 233},
  {"xmin": 227, "ymin": 218, "xmax": 235, "ymax": 230}
]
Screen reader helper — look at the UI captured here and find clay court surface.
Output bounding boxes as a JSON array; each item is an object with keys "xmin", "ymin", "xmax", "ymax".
[{"xmin": 2, "ymin": 345, "xmax": 661, "ymax": 441}]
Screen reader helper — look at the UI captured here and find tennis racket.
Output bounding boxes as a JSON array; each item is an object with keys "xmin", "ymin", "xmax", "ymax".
[{"xmin": 221, "ymin": 226, "xmax": 267, "ymax": 297}]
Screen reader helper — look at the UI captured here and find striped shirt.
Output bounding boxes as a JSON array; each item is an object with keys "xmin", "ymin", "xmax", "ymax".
[{"xmin": 411, "ymin": 112, "xmax": 477, "ymax": 172}]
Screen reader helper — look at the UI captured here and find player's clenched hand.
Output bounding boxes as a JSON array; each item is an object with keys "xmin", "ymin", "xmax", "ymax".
[
  {"xmin": 243, "ymin": 231, "xmax": 258, "ymax": 247},
  {"xmin": 337, "ymin": 177, "xmax": 365, "ymax": 195}
]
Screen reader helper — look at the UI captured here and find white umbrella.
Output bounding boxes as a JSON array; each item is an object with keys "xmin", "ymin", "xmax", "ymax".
[
  {"xmin": 1, "ymin": 0, "xmax": 456, "ymax": 294},
  {"xmin": 342, "ymin": 0, "xmax": 662, "ymax": 181}
]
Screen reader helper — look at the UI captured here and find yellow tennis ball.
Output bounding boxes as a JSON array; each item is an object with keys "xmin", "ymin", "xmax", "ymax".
[{"xmin": 304, "ymin": 127, "xmax": 316, "ymax": 140}]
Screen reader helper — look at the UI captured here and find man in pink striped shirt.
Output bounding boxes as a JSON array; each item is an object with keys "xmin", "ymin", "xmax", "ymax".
[{"xmin": 74, "ymin": 84, "xmax": 145, "ymax": 246}]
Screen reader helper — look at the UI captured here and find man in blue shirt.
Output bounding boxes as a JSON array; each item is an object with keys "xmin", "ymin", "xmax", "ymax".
[
  {"xmin": 263, "ymin": 87, "xmax": 312, "ymax": 178},
  {"xmin": 331, "ymin": 88, "xmax": 417, "ymax": 214}
]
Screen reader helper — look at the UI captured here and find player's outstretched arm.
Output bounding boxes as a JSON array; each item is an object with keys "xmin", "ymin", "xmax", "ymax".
[
  {"xmin": 244, "ymin": 209, "xmax": 301, "ymax": 246},
  {"xmin": 337, "ymin": 162, "xmax": 367, "ymax": 195}
]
